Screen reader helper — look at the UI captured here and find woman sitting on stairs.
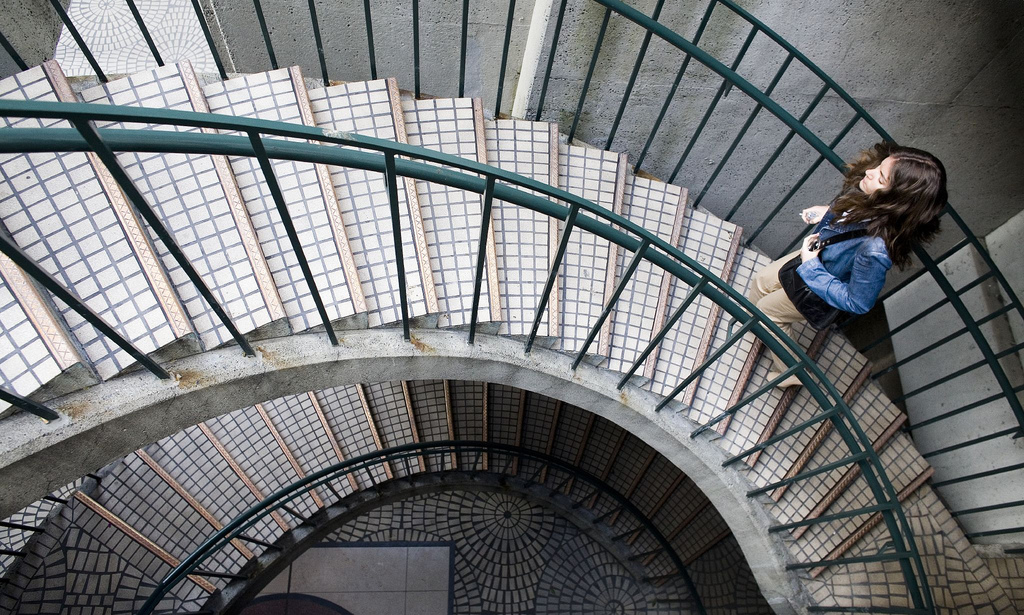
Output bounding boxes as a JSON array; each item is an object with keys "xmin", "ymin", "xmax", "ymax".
[{"xmin": 749, "ymin": 142, "xmax": 948, "ymax": 388}]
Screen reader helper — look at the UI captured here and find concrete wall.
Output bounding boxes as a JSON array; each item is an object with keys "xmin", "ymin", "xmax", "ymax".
[
  {"xmin": 522, "ymin": 0, "xmax": 1024, "ymax": 259},
  {"xmin": 208, "ymin": 0, "xmax": 537, "ymax": 113},
  {"xmin": 0, "ymin": 0, "xmax": 65, "ymax": 78}
]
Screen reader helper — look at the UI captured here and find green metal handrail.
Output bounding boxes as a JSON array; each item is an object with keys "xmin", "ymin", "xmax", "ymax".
[
  {"xmin": 137, "ymin": 441, "xmax": 706, "ymax": 614},
  {"xmin": 0, "ymin": 98, "xmax": 931, "ymax": 612}
]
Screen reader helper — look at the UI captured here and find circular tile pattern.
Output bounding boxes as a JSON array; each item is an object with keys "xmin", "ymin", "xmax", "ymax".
[{"xmin": 326, "ymin": 487, "xmax": 695, "ymax": 614}]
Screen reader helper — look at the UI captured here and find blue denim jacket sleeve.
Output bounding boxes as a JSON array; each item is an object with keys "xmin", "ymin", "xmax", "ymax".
[{"xmin": 795, "ymin": 238, "xmax": 892, "ymax": 314}]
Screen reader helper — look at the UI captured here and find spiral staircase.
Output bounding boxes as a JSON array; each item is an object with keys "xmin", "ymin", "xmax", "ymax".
[{"xmin": 0, "ymin": 2, "xmax": 1020, "ymax": 613}]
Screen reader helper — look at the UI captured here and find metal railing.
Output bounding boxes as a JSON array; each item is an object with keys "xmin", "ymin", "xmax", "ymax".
[
  {"xmin": 6, "ymin": 0, "xmax": 1020, "ymax": 606},
  {"xmin": 7, "ymin": 0, "xmax": 1020, "ymax": 450},
  {"xmin": 137, "ymin": 441, "xmax": 706, "ymax": 614},
  {"xmin": 0, "ymin": 96, "xmax": 931, "ymax": 611}
]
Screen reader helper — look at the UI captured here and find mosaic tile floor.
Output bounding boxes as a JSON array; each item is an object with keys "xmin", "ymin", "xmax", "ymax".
[
  {"xmin": 54, "ymin": 0, "xmax": 217, "ymax": 77},
  {"xmin": 299, "ymin": 489, "xmax": 689, "ymax": 614}
]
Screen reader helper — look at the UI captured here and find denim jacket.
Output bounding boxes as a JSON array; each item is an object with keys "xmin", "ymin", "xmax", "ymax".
[{"xmin": 795, "ymin": 208, "xmax": 892, "ymax": 314}]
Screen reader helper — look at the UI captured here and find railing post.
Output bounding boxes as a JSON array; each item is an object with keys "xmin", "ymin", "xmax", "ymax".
[
  {"xmin": 468, "ymin": 176, "xmax": 496, "ymax": 344},
  {"xmin": 248, "ymin": 131, "xmax": 338, "ymax": 345},
  {"xmin": 525, "ymin": 203, "xmax": 579, "ymax": 354},
  {"xmin": 47, "ymin": 0, "xmax": 107, "ymax": 82},
  {"xmin": 383, "ymin": 152, "xmax": 411, "ymax": 340},
  {"xmin": 124, "ymin": 0, "xmax": 164, "ymax": 67},
  {"xmin": 76, "ymin": 120, "xmax": 256, "ymax": 357}
]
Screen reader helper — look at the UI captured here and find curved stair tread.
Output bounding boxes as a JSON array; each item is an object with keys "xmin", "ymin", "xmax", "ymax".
[
  {"xmin": 483, "ymin": 118, "xmax": 560, "ymax": 338},
  {"xmin": 401, "ymin": 96, "xmax": 498, "ymax": 328},
  {"xmin": 201, "ymin": 67, "xmax": 365, "ymax": 332},
  {"xmin": 78, "ymin": 62, "xmax": 286, "ymax": 350},
  {"xmin": 0, "ymin": 62, "xmax": 194, "ymax": 380},
  {"xmin": 308, "ymin": 78, "xmax": 434, "ymax": 327}
]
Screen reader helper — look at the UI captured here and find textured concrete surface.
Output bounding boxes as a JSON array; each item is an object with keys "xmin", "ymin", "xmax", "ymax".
[
  {"xmin": 207, "ymin": 0, "xmax": 537, "ymax": 115},
  {"xmin": 0, "ymin": 0, "xmax": 65, "ymax": 75},
  {"xmin": 0, "ymin": 329, "xmax": 810, "ymax": 613}
]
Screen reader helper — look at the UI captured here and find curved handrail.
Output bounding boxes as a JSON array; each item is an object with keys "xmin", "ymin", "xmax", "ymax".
[
  {"xmin": 138, "ymin": 441, "xmax": 707, "ymax": 614},
  {"xmin": 0, "ymin": 100, "xmax": 931, "ymax": 612}
]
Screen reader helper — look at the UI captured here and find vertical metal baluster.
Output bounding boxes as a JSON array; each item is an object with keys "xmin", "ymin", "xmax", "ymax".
[
  {"xmin": 124, "ymin": 0, "xmax": 163, "ymax": 66},
  {"xmin": 605, "ymin": 0, "xmax": 667, "ymax": 150},
  {"xmin": 188, "ymin": 0, "xmax": 228, "ymax": 79},
  {"xmin": 572, "ymin": 239, "xmax": 649, "ymax": 370},
  {"xmin": 307, "ymin": 0, "xmax": 329, "ymax": 84},
  {"xmin": 655, "ymin": 319, "xmax": 756, "ymax": 412},
  {"xmin": 525, "ymin": 203, "xmax": 579, "ymax": 353},
  {"xmin": 690, "ymin": 53, "xmax": 793, "ymax": 210},
  {"xmin": 724, "ymin": 83, "xmax": 828, "ymax": 221},
  {"xmin": 384, "ymin": 153, "xmax": 411, "ymax": 340},
  {"xmin": 0, "ymin": 386, "xmax": 59, "ymax": 421},
  {"xmin": 617, "ymin": 278, "xmax": 708, "ymax": 389},
  {"xmin": 533, "ymin": 0, "xmax": 568, "ymax": 121},
  {"xmin": 363, "ymin": 0, "xmax": 378, "ymax": 79},
  {"xmin": 458, "ymin": 0, "xmax": 470, "ymax": 97},
  {"xmin": 749, "ymin": 113, "xmax": 861, "ymax": 249},
  {"xmin": 248, "ymin": 131, "xmax": 338, "ymax": 345},
  {"xmin": 0, "ymin": 234, "xmax": 170, "ymax": 378},
  {"xmin": 468, "ymin": 177, "xmax": 496, "ymax": 344},
  {"xmin": 412, "ymin": 0, "xmax": 421, "ymax": 97},
  {"xmin": 493, "ymin": 0, "xmax": 518, "ymax": 115},
  {"xmin": 633, "ymin": 0, "xmax": 717, "ymax": 172},
  {"xmin": 76, "ymin": 120, "xmax": 255, "ymax": 356},
  {"xmin": 0, "ymin": 29, "xmax": 28, "ymax": 71},
  {"xmin": 48, "ymin": 0, "xmax": 107, "ymax": 82},
  {"xmin": 668, "ymin": 25, "xmax": 758, "ymax": 183},
  {"xmin": 567, "ymin": 7, "xmax": 611, "ymax": 143},
  {"xmin": 251, "ymin": 0, "xmax": 278, "ymax": 69}
]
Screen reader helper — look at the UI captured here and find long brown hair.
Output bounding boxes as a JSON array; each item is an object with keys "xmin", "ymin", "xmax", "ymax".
[{"xmin": 832, "ymin": 142, "xmax": 947, "ymax": 269}]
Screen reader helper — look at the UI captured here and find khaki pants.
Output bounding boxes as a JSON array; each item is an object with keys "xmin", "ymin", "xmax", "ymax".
[{"xmin": 748, "ymin": 251, "xmax": 805, "ymax": 375}]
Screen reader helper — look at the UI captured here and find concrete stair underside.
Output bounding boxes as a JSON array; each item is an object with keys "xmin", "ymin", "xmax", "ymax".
[{"xmin": 0, "ymin": 60, "xmax": 1016, "ymax": 613}]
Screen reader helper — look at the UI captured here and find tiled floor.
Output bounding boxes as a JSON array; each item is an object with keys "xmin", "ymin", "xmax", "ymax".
[
  {"xmin": 253, "ymin": 543, "xmax": 452, "ymax": 615},
  {"xmin": 54, "ymin": 0, "xmax": 217, "ymax": 77}
]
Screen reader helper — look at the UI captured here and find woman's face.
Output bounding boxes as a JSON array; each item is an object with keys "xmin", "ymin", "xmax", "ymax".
[{"xmin": 859, "ymin": 156, "xmax": 896, "ymax": 195}]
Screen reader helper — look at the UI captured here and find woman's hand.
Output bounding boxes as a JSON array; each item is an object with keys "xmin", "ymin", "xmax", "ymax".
[
  {"xmin": 801, "ymin": 205, "xmax": 829, "ymax": 225},
  {"xmin": 801, "ymin": 234, "xmax": 822, "ymax": 263}
]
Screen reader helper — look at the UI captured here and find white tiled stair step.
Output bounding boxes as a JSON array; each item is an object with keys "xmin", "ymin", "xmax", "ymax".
[
  {"xmin": 712, "ymin": 322, "xmax": 822, "ymax": 460},
  {"xmin": 0, "ymin": 62, "xmax": 194, "ymax": 380},
  {"xmin": 143, "ymin": 425, "xmax": 289, "ymax": 550},
  {"xmin": 515, "ymin": 390, "xmax": 564, "ymax": 478},
  {"xmin": 0, "ymin": 253, "xmax": 93, "ymax": 418},
  {"xmin": 741, "ymin": 329, "xmax": 874, "ymax": 489},
  {"xmin": 557, "ymin": 144, "xmax": 628, "ymax": 357},
  {"xmin": 447, "ymin": 380, "xmax": 487, "ymax": 470},
  {"xmin": 647, "ymin": 208, "xmax": 740, "ymax": 398},
  {"xmin": 405, "ymin": 379, "xmax": 454, "ymax": 473},
  {"xmin": 202, "ymin": 67, "xmax": 366, "ymax": 333},
  {"xmin": 790, "ymin": 433, "xmax": 931, "ymax": 565},
  {"xmin": 401, "ymin": 97, "xmax": 499, "ymax": 329},
  {"xmin": 483, "ymin": 118, "xmax": 560, "ymax": 338},
  {"xmin": 604, "ymin": 177, "xmax": 687, "ymax": 377},
  {"xmin": 685, "ymin": 247, "xmax": 772, "ymax": 428},
  {"xmin": 203, "ymin": 407, "xmax": 323, "ymax": 520},
  {"xmin": 257, "ymin": 393, "xmax": 355, "ymax": 505},
  {"xmin": 93, "ymin": 453, "xmax": 249, "ymax": 577},
  {"xmin": 308, "ymin": 79, "xmax": 435, "ymax": 327},
  {"xmin": 769, "ymin": 385, "xmax": 907, "ymax": 530},
  {"xmin": 79, "ymin": 62, "xmax": 287, "ymax": 350},
  {"xmin": 312, "ymin": 385, "xmax": 391, "ymax": 487},
  {"xmin": 57, "ymin": 493, "xmax": 215, "ymax": 607},
  {"xmin": 486, "ymin": 382, "xmax": 524, "ymax": 454},
  {"xmin": 360, "ymin": 381, "xmax": 422, "ymax": 477}
]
